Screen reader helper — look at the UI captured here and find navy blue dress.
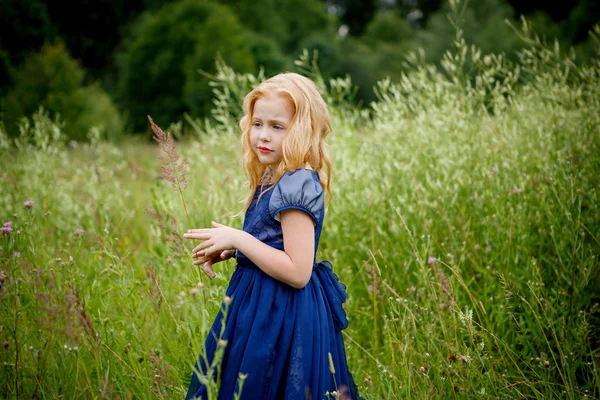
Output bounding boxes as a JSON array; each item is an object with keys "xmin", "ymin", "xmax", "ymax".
[{"xmin": 186, "ymin": 169, "xmax": 361, "ymax": 400}]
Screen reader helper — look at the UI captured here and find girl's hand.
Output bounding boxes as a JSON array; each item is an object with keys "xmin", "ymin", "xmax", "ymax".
[
  {"xmin": 191, "ymin": 249, "xmax": 236, "ymax": 278},
  {"xmin": 183, "ymin": 221, "xmax": 241, "ymax": 278}
]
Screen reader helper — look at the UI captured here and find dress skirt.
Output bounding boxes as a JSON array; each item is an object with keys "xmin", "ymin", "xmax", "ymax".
[{"xmin": 186, "ymin": 258, "xmax": 360, "ymax": 400}]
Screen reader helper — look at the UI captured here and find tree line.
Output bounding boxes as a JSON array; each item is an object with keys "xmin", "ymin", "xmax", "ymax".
[{"xmin": 0, "ymin": 0, "xmax": 598, "ymax": 140}]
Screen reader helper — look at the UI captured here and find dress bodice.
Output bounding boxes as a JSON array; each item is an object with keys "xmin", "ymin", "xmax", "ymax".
[{"xmin": 236, "ymin": 168, "xmax": 324, "ymax": 265}]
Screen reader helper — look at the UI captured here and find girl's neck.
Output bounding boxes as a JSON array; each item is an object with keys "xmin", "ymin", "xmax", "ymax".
[{"xmin": 259, "ymin": 164, "xmax": 312, "ymax": 186}]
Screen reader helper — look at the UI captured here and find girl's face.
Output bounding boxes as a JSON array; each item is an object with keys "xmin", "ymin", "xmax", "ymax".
[{"xmin": 250, "ymin": 93, "xmax": 294, "ymax": 169}]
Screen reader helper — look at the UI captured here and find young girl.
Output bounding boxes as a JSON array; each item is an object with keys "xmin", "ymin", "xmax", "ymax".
[{"xmin": 183, "ymin": 73, "xmax": 361, "ymax": 400}]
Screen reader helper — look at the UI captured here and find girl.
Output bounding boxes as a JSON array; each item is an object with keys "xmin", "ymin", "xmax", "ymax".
[{"xmin": 183, "ymin": 73, "xmax": 361, "ymax": 400}]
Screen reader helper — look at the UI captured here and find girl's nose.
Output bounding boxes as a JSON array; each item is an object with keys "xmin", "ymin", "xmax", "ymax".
[{"xmin": 259, "ymin": 129, "xmax": 270, "ymax": 142}]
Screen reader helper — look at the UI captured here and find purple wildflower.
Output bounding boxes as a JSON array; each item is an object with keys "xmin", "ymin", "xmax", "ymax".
[
  {"xmin": 14, "ymin": 252, "xmax": 20, "ymax": 258},
  {"xmin": 485, "ymin": 245, "xmax": 492, "ymax": 252},
  {"xmin": 459, "ymin": 355, "xmax": 467, "ymax": 362},
  {"xmin": 3, "ymin": 221, "xmax": 12, "ymax": 227},
  {"xmin": 513, "ymin": 187, "xmax": 521, "ymax": 194},
  {"xmin": 474, "ymin": 244, "xmax": 480, "ymax": 250},
  {"xmin": 367, "ymin": 285, "xmax": 374, "ymax": 293},
  {"xmin": 2, "ymin": 226, "xmax": 13, "ymax": 234},
  {"xmin": 491, "ymin": 166, "xmax": 498, "ymax": 174},
  {"xmin": 24, "ymin": 201, "xmax": 34, "ymax": 208},
  {"xmin": 428, "ymin": 256, "xmax": 437, "ymax": 264}
]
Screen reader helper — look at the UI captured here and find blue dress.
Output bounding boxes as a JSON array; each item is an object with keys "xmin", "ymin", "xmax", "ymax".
[{"xmin": 186, "ymin": 169, "xmax": 361, "ymax": 400}]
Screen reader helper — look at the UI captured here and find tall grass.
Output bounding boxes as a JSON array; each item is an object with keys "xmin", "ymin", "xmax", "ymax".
[{"xmin": 1, "ymin": 7, "xmax": 599, "ymax": 399}]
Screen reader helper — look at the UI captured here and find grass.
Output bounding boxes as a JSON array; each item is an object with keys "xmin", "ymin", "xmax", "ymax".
[{"xmin": 1, "ymin": 16, "xmax": 599, "ymax": 400}]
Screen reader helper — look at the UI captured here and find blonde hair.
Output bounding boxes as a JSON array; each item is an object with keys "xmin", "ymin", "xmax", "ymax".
[{"xmin": 235, "ymin": 72, "xmax": 333, "ymax": 217}]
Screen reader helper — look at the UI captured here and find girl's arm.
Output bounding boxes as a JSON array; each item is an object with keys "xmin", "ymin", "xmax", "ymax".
[{"xmin": 235, "ymin": 209, "xmax": 315, "ymax": 289}]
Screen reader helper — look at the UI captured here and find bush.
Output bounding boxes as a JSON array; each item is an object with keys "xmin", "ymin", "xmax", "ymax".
[
  {"xmin": 117, "ymin": 0, "xmax": 256, "ymax": 133},
  {"xmin": 1, "ymin": 42, "xmax": 123, "ymax": 142}
]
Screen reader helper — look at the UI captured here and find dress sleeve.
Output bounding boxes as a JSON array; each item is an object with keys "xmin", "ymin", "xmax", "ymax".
[{"xmin": 269, "ymin": 169, "xmax": 324, "ymax": 225}]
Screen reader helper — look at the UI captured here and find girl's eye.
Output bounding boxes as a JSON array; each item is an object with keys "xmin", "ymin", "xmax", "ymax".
[
  {"xmin": 274, "ymin": 125, "xmax": 284, "ymax": 130},
  {"xmin": 253, "ymin": 122, "xmax": 262, "ymax": 127}
]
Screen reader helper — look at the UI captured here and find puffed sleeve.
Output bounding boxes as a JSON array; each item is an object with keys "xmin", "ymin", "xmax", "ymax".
[{"xmin": 269, "ymin": 169, "xmax": 324, "ymax": 225}]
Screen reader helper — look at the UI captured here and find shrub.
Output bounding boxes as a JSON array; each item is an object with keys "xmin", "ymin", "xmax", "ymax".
[
  {"xmin": 1, "ymin": 42, "xmax": 123, "ymax": 142},
  {"xmin": 116, "ymin": 0, "xmax": 256, "ymax": 133}
]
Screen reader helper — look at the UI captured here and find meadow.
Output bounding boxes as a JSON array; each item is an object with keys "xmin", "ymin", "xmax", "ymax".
[{"xmin": 1, "ymin": 21, "xmax": 599, "ymax": 399}]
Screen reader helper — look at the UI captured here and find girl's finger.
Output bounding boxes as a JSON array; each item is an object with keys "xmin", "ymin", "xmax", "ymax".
[
  {"xmin": 193, "ymin": 241, "xmax": 212, "ymax": 253},
  {"xmin": 203, "ymin": 263, "xmax": 216, "ymax": 279},
  {"xmin": 192, "ymin": 251, "xmax": 205, "ymax": 258},
  {"xmin": 184, "ymin": 232, "xmax": 210, "ymax": 240},
  {"xmin": 193, "ymin": 256, "xmax": 208, "ymax": 265}
]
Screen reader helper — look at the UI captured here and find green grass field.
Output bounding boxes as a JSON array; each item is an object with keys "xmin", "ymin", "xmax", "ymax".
[{"xmin": 1, "ymin": 25, "xmax": 599, "ymax": 399}]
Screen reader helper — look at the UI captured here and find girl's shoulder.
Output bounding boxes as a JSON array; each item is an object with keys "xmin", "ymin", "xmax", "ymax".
[
  {"xmin": 269, "ymin": 168, "xmax": 324, "ymax": 223},
  {"xmin": 277, "ymin": 168, "xmax": 322, "ymax": 194}
]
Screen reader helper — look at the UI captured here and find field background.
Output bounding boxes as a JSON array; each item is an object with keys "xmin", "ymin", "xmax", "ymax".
[{"xmin": 1, "ymin": 2, "xmax": 600, "ymax": 399}]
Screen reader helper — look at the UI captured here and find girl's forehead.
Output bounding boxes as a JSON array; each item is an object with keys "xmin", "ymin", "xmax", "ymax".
[{"xmin": 252, "ymin": 93, "xmax": 295, "ymax": 118}]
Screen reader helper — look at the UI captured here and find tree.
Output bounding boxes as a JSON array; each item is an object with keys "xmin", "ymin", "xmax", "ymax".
[
  {"xmin": 0, "ymin": 0, "xmax": 56, "ymax": 90},
  {"xmin": 2, "ymin": 42, "xmax": 123, "ymax": 141},
  {"xmin": 116, "ymin": 0, "xmax": 256, "ymax": 133}
]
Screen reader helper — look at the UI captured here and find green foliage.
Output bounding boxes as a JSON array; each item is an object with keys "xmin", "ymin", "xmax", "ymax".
[
  {"xmin": 0, "ymin": 0, "xmax": 56, "ymax": 87},
  {"xmin": 218, "ymin": 0, "xmax": 289, "ymax": 48},
  {"xmin": 281, "ymin": 0, "xmax": 337, "ymax": 53},
  {"xmin": 246, "ymin": 33, "xmax": 291, "ymax": 78},
  {"xmin": 340, "ymin": 10, "xmax": 416, "ymax": 104},
  {"xmin": 295, "ymin": 35, "xmax": 343, "ymax": 80},
  {"xmin": 1, "ymin": 10, "xmax": 600, "ymax": 400},
  {"xmin": 116, "ymin": 0, "xmax": 256, "ymax": 133},
  {"xmin": 1, "ymin": 42, "xmax": 123, "ymax": 142},
  {"xmin": 362, "ymin": 10, "xmax": 414, "ymax": 45},
  {"xmin": 417, "ymin": 0, "xmax": 524, "ymax": 64}
]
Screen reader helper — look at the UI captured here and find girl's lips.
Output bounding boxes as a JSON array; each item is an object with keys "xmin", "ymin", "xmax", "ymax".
[{"xmin": 258, "ymin": 147, "xmax": 272, "ymax": 153}]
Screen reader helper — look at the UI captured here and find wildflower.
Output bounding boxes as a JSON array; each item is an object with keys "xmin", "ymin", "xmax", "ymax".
[
  {"xmin": 543, "ymin": 360, "xmax": 550, "ymax": 368},
  {"xmin": 45, "ymin": 211, "xmax": 51, "ymax": 217},
  {"xmin": 513, "ymin": 187, "xmax": 521, "ymax": 194},
  {"xmin": 197, "ymin": 282, "xmax": 204, "ymax": 289},
  {"xmin": 485, "ymin": 245, "xmax": 491, "ymax": 252},
  {"xmin": 474, "ymin": 244, "xmax": 480, "ymax": 250},
  {"xmin": 491, "ymin": 166, "xmax": 498, "ymax": 174},
  {"xmin": 223, "ymin": 296, "xmax": 232, "ymax": 305},
  {"xmin": 3, "ymin": 221, "xmax": 12, "ymax": 227},
  {"xmin": 23, "ymin": 201, "xmax": 34, "ymax": 208},
  {"xmin": 1, "ymin": 226, "xmax": 12, "ymax": 234},
  {"xmin": 459, "ymin": 355, "xmax": 467, "ymax": 363},
  {"xmin": 218, "ymin": 339, "xmax": 228, "ymax": 347},
  {"xmin": 148, "ymin": 115, "xmax": 189, "ymax": 193},
  {"xmin": 13, "ymin": 252, "xmax": 20, "ymax": 258},
  {"xmin": 428, "ymin": 256, "xmax": 437, "ymax": 264},
  {"xmin": 367, "ymin": 285, "xmax": 374, "ymax": 293},
  {"xmin": 190, "ymin": 288, "xmax": 198, "ymax": 296}
]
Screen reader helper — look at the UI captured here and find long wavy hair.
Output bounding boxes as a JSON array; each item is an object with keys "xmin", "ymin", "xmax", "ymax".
[{"xmin": 235, "ymin": 72, "xmax": 333, "ymax": 218}]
